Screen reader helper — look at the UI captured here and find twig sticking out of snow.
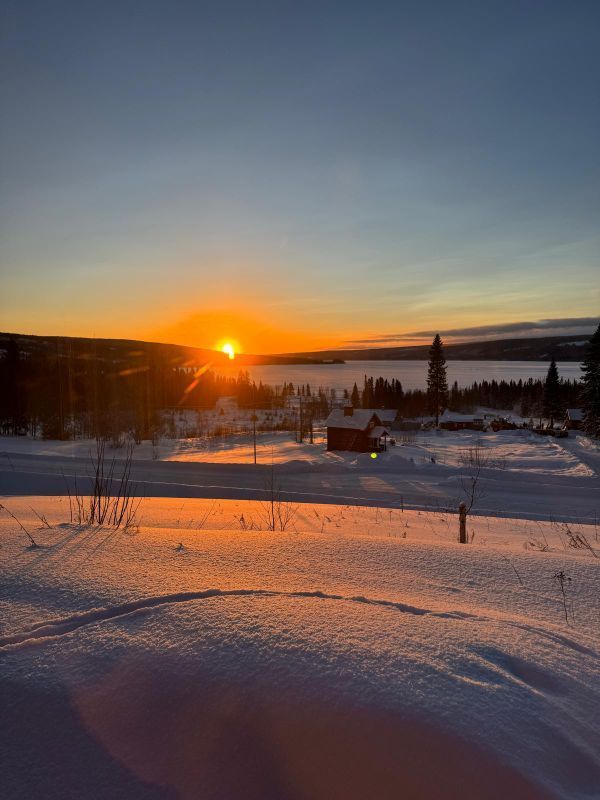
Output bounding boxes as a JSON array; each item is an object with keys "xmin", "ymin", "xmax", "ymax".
[
  {"xmin": 0, "ymin": 503, "xmax": 38, "ymax": 547},
  {"xmin": 553, "ymin": 571, "xmax": 573, "ymax": 625},
  {"xmin": 500, "ymin": 554, "xmax": 524, "ymax": 587},
  {"xmin": 30, "ymin": 507, "xmax": 52, "ymax": 528}
]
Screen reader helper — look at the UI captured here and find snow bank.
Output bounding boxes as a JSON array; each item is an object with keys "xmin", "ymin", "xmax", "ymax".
[{"xmin": 1, "ymin": 497, "xmax": 599, "ymax": 799}]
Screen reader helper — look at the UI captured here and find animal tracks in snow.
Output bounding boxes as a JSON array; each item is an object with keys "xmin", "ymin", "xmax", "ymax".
[
  {"xmin": 0, "ymin": 588, "xmax": 595, "ymax": 661},
  {"xmin": 0, "ymin": 588, "xmax": 478, "ymax": 651}
]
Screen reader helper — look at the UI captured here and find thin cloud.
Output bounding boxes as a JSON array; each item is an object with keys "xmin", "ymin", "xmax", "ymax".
[{"xmin": 345, "ymin": 317, "xmax": 598, "ymax": 346}]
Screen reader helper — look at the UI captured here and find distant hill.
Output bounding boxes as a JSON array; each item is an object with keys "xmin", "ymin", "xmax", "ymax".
[
  {"xmin": 0, "ymin": 333, "xmax": 336, "ymax": 367},
  {"xmin": 1, "ymin": 332, "xmax": 591, "ymax": 366},
  {"xmin": 283, "ymin": 334, "xmax": 591, "ymax": 362}
]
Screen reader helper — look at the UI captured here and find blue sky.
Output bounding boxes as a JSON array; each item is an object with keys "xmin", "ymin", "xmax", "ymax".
[{"xmin": 1, "ymin": 0, "xmax": 598, "ymax": 352}]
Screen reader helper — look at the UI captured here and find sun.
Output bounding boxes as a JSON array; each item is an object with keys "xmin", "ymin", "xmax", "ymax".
[{"xmin": 221, "ymin": 342, "xmax": 235, "ymax": 360}]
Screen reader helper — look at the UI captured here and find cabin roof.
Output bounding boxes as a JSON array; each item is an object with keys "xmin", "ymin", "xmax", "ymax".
[
  {"xmin": 325, "ymin": 409, "xmax": 381, "ymax": 431},
  {"xmin": 363, "ymin": 408, "xmax": 397, "ymax": 423},
  {"xmin": 368, "ymin": 426, "xmax": 390, "ymax": 439}
]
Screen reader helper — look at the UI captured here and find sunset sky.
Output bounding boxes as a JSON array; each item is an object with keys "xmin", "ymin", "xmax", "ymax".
[{"xmin": 1, "ymin": 1, "xmax": 598, "ymax": 354}]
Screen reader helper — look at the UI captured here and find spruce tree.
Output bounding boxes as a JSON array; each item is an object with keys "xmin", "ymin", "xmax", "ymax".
[
  {"xmin": 350, "ymin": 382, "xmax": 361, "ymax": 408},
  {"xmin": 581, "ymin": 323, "xmax": 600, "ymax": 438},
  {"xmin": 543, "ymin": 358, "xmax": 561, "ymax": 427},
  {"xmin": 362, "ymin": 376, "xmax": 374, "ymax": 408},
  {"xmin": 427, "ymin": 334, "xmax": 448, "ymax": 425}
]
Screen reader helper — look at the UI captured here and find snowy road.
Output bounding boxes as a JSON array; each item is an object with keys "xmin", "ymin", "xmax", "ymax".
[{"xmin": 2, "ymin": 450, "xmax": 598, "ymax": 521}]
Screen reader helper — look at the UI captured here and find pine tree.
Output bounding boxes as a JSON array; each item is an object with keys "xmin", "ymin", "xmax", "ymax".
[
  {"xmin": 543, "ymin": 358, "xmax": 561, "ymax": 427},
  {"xmin": 362, "ymin": 376, "xmax": 374, "ymax": 408},
  {"xmin": 350, "ymin": 382, "xmax": 360, "ymax": 408},
  {"xmin": 581, "ymin": 323, "xmax": 600, "ymax": 438},
  {"xmin": 427, "ymin": 334, "xmax": 448, "ymax": 425}
]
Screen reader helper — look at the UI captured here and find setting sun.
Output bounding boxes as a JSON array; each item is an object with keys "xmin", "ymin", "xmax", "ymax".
[{"xmin": 222, "ymin": 342, "xmax": 235, "ymax": 360}]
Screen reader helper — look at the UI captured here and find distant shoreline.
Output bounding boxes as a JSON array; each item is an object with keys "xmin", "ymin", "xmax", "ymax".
[{"xmin": 1, "ymin": 331, "xmax": 591, "ymax": 364}]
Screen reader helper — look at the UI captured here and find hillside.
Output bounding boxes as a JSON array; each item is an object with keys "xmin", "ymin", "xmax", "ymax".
[
  {"xmin": 284, "ymin": 334, "xmax": 592, "ymax": 362},
  {"xmin": 0, "ymin": 333, "xmax": 335, "ymax": 367},
  {"xmin": 1, "ymin": 331, "xmax": 592, "ymax": 367}
]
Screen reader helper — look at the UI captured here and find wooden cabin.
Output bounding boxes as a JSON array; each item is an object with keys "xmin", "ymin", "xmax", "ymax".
[
  {"xmin": 564, "ymin": 408, "xmax": 584, "ymax": 430},
  {"xmin": 325, "ymin": 407, "xmax": 390, "ymax": 452},
  {"xmin": 438, "ymin": 410, "xmax": 484, "ymax": 431}
]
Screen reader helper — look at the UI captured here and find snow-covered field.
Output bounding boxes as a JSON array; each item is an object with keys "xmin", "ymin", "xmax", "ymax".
[
  {"xmin": 1, "ymin": 496, "xmax": 599, "ymax": 799},
  {"xmin": 2, "ymin": 427, "xmax": 599, "ymax": 477},
  {"xmin": 2, "ymin": 427, "xmax": 599, "ymax": 525},
  {"xmin": 2, "ymin": 425, "xmax": 599, "ymax": 798}
]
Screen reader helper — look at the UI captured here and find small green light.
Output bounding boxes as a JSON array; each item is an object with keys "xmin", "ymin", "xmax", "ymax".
[{"xmin": 371, "ymin": 452, "xmax": 377, "ymax": 459}]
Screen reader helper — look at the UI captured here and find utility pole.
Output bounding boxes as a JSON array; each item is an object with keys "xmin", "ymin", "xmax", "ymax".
[{"xmin": 251, "ymin": 410, "xmax": 257, "ymax": 464}]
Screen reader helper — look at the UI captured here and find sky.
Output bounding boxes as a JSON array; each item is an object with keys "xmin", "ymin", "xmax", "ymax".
[{"xmin": 1, "ymin": 0, "xmax": 598, "ymax": 354}]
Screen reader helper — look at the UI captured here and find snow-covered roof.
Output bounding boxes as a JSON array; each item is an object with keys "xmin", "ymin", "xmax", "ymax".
[
  {"xmin": 367, "ymin": 408, "xmax": 398, "ymax": 422},
  {"xmin": 439, "ymin": 410, "xmax": 481, "ymax": 423},
  {"xmin": 363, "ymin": 408, "xmax": 397, "ymax": 424},
  {"xmin": 566, "ymin": 408, "xmax": 583, "ymax": 421},
  {"xmin": 368, "ymin": 426, "xmax": 390, "ymax": 439},
  {"xmin": 325, "ymin": 409, "xmax": 380, "ymax": 431}
]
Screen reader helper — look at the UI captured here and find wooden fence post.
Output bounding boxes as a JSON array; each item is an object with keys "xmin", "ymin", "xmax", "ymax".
[{"xmin": 459, "ymin": 502, "xmax": 467, "ymax": 544}]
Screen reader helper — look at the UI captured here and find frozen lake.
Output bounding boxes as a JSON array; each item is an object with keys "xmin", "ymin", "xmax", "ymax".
[{"xmin": 216, "ymin": 360, "xmax": 582, "ymax": 392}]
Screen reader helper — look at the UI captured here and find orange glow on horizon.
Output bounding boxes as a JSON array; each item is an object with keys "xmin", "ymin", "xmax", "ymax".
[{"xmin": 151, "ymin": 311, "xmax": 328, "ymax": 355}]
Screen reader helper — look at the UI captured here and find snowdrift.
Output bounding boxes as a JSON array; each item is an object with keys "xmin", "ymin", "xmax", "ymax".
[{"xmin": 1, "ymin": 498, "xmax": 599, "ymax": 799}]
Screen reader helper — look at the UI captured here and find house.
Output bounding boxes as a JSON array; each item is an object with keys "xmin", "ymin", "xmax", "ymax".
[
  {"xmin": 438, "ymin": 410, "xmax": 485, "ymax": 431},
  {"xmin": 325, "ymin": 406, "xmax": 390, "ymax": 452},
  {"xmin": 363, "ymin": 408, "xmax": 399, "ymax": 427},
  {"xmin": 564, "ymin": 408, "xmax": 584, "ymax": 430}
]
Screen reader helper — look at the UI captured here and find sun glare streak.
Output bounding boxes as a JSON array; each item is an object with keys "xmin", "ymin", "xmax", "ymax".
[{"xmin": 179, "ymin": 361, "xmax": 212, "ymax": 404}]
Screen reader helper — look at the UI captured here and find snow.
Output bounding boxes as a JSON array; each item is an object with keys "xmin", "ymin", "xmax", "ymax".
[
  {"xmin": 1, "ymin": 427, "xmax": 597, "ymax": 478},
  {"xmin": 1, "ymin": 496, "xmax": 600, "ymax": 799},
  {"xmin": 2, "ymin": 427, "xmax": 599, "ymax": 526},
  {"xmin": 439, "ymin": 409, "xmax": 483, "ymax": 423},
  {"xmin": 2, "ymin": 411, "xmax": 600, "ymax": 797},
  {"xmin": 325, "ymin": 407, "xmax": 381, "ymax": 430},
  {"xmin": 368, "ymin": 425, "xmax": 390, "ymax": 439}
]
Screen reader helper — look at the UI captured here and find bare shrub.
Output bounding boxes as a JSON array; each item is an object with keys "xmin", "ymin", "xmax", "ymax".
[
  {"xmin": 553, "ymin": 521, "xmax": 598, "ymax": 558},
  {"xmin": 239, "ymin": 514, "xmax": 259, "ymax": 531},
  {"xmin": 526, "ymin": 530, "xmax": 550, "ymax": 552},
  {"xmin": 110, "ymin": 430, "xmax": 125, "ymax": 449},
  {"xmin": 563, "ymin": 527, "xmax": 598, "ymax": 558},
  {"xmin": 457, "ymin": 467, "xmax": 485, "ymax": 516},
  {"xmin": 260, "ymin": 465, "xmax": 298, "ymax": 531},
  {"xmin": 189, "ymin": 501, "xmax": 217, "ymax": 530},
  {"xmin": 458, "ymin": 444, "xmax": 506, "ymax": 471},
  {"xmin": 64, "ymin": 439, "xmax": 142, "ymax": 530}
]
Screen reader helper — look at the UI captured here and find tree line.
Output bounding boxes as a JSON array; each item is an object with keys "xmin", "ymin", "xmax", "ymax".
[
  {"xmin": 0, "ymin": 338, "xmax": 330, "ymax": 440},
  {"xmin": 347, "ymin": 325, "xmax": 600, "ymax": 436},
  {"xmin": 1, "ymin": 324, "xmax": 598, "ymax": 439}
]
